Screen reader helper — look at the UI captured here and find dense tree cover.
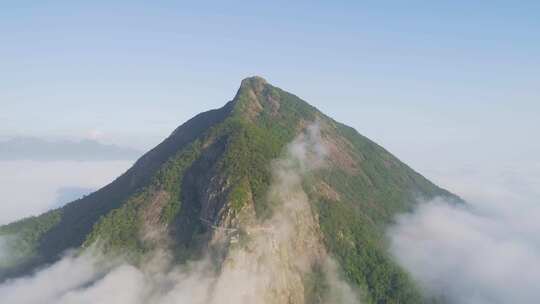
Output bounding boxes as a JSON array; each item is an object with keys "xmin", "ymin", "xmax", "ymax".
[
  {"xmin": 218, "ymin": 118, "xmax": 288, "ymax": 217},
  {"xmin": 83, "ymin": 141, "xmax": 203, "ymax": 255},
  {"xmin": 0, "ymin": 210, "xmax": 62, "ymax": 268},
  {"xmin": 315, "ymin": 198, "xmax": 423, "ymax": 303}
]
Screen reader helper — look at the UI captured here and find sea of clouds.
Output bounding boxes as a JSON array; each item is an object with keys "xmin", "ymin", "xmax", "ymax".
[
  {"xmin": 0, "ymin": 160, "xmax": 133, "ymax": 225},
  {"xmin": 388, "ymin": 163, "xmax": 540, "ymax": 303}
]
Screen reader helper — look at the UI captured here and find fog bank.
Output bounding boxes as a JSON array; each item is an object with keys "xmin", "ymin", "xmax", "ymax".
[{"xmin": 388, "ymin": 166, "xmax": 540, "ymax": 304}]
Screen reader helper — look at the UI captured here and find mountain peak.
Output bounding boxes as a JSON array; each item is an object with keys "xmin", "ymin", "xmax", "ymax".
[
  {"xmin": 233, "ymin": 76, "xmax": 281, "ymax": 118},
  {"xmin": 240, "ymin": 76, "xmax": 267, "ymax": 91},
  {"xmin": 232, "ymin": 75, "xmax": 320, "ymax": 123},
  {"xmin": 237, "ymin": 76, "xmax": 269, "ymax": 99}
]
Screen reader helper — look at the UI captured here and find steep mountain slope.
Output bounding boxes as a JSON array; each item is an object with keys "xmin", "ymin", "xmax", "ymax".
[{"xmin": 0, "ymin": 77, "xmax": 460, "ymax": 303}]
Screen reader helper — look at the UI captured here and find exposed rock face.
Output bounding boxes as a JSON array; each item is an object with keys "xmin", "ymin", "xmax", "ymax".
[{"xmin": 205, "ymin": 123, "xmax": 355, "ymax": 304}]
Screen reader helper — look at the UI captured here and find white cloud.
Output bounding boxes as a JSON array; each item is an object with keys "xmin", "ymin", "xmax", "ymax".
[
  {"xmin": 388, "ymin": 165, "xmax": 540, "ymax": 304},
  {"xmin": 0, "ymin": 251, "xmax": 107, "ymax": 304}
]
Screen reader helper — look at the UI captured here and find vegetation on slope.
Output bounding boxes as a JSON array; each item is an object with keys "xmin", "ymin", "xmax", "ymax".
[
  {"xmin": 83, "ymin": 141, "xmax": 203, "ymax": 255},
  {"xmin": 0, "ymin": 210, "xmax": 62, "ymax": 269},
  {"xmin": 0, "ymin": 77, "xmax": 459, "ymax": 303},
  {"xmin": 0, "ymin": 101, "xmax": 233, "ymax": 279}
]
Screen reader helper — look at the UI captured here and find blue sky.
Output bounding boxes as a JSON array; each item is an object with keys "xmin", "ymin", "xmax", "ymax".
[{"xmin": 1, "ymin": 0, "xmax": 539, "ymax": 171}]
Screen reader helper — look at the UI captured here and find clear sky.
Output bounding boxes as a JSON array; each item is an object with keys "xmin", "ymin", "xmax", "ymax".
[{"xmin": 1, "ymin": 0, "xmax": 539, "ymax": 175}]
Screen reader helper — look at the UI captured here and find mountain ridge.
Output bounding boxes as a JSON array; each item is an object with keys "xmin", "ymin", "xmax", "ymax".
[
  {"xmin": 0, "ymin": 136, "xmax": 141, "ymax": 161},
  {"xmin": 0, "ymin": 76, "xmax": 460, "ymax": 303}
]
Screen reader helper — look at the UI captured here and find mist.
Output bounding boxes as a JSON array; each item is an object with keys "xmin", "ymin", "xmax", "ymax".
[
  {"xmin": 0, "ymin": 160, "xmax": 133, "ymax": 225},
  {"xmin": 388, "ymin": 165, "xmax": 540, "ymax": 304},
  {"xmin": 0, "ymin": 124, "xmax": 358, "ymax": 304}
]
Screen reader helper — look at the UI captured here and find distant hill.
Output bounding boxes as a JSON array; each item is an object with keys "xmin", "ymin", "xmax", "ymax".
[
  {"xmin": 0, "ymin": 137, "xmax": 141, "ymax": 161},
  {"xmin": 0, "ymin": 77, "xmax": 461, "ymax": 303}
]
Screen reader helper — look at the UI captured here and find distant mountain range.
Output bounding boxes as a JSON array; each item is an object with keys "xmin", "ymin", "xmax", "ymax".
[{"xmin": 0, "ymin": 137, "xmax": 141, "ymax": 161}]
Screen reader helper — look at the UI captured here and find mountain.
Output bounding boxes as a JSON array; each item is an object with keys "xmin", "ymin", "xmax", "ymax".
[
  {"xmin": 0, "ymin": 77, "xmax": 460, "ymax": 303},
  {"xmin": 0, "ymin": 137, "xmax": 141, "ymax": 161}
]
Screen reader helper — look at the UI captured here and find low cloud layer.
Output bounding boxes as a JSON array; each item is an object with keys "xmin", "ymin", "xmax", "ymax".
[
  {"xmin": 0, "ymin": 160, "xmax": 133, "ymax": 225},
  {"xmin": 388, "ymin": 165, "xmax": 540, "ymax": 304},
  {"xmin": 0, "ymin": 124, "xmax": 358, "ymax": 304}
]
